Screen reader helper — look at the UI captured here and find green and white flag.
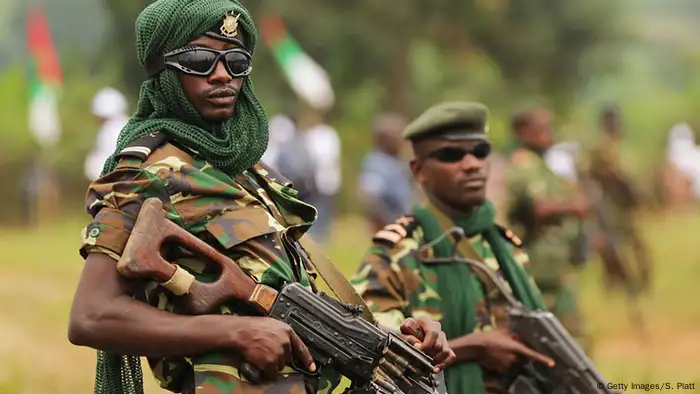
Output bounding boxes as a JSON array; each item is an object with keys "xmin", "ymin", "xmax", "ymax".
[{"xmin": 261, "ymin": 15, "xmax": 335, "ymax": 112}]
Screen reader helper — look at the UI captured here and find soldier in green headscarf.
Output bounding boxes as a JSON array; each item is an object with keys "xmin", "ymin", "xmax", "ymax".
[
  {"xmin": 503, "ymin": 106, "xmax": 591, "ymax": 351},
  {"xmin": 350, "ymin": 102, "xmax": 555, "ymax": 394},
  {"xmin": 66, "ymin": 1, "xmax": 453, "ymax": 393}
]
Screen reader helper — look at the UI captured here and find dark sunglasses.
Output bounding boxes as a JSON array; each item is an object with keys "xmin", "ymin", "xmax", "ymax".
[
  {"xmin": 158, "ymin": 46, "xmax": 253, "ymax": 78},
  {"xmin": 426, "ymin": 142, "xmax": 492, "ymax": 163}
]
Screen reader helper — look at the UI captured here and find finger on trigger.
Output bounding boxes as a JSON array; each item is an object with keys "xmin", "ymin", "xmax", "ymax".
[{"xmin": 290, "ymin": 332, "xmax": 316, "ymax": 372}]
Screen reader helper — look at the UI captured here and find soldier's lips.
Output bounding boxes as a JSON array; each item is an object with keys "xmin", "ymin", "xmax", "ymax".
[
  {"xmin": 206, "ymin": 89, "xmax": 237, "ymax": 105},
  {"xmin": 206, "ymin": 96, "xmax": 235, "ymax": 106},
  {"xmin": 460, "ymin": 178, "xmax": 486, "ymax": 189}
]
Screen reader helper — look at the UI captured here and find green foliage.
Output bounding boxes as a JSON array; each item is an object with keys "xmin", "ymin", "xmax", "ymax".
[{"xmin": 1, "ymin": 1, "xmax": 700, "ymax": 217}]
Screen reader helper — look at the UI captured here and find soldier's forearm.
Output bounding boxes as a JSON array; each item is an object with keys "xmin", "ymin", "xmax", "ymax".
[
  {"xmin": 69, "ymin": 294, "xmax": 238, "ymax": 358},
  {"xmin": 533, "ymin": 200, "xmax": 580, "ymax": 221},
  {"xmin": 447, "ymin": 333, "xmax": 484, "ymax": 363}
]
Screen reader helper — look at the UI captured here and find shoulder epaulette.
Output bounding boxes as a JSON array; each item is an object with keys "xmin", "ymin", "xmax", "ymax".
[
  {"xmin": 372, "ymin": 215, "xmax": 420, "ymax": 247},
  {"xmin": 116, "ymin": 131, "xmax": 167, "ymax": 161},
  {"xmin": 255, "ymin": 161, "xmax": 293, "ymax": 188},
  {"xmin": 495, "ymin": 224, "xmax": 524, "ymax": 248}
]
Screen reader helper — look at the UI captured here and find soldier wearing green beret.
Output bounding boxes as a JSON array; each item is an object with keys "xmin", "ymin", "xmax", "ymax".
[
  {"xmin": 503, "ymin": 106, "xmax": 592, "ymax": 352},
  {"xmin": 350, "ymin": 102, "xmax": 554, "ymax": 394}
]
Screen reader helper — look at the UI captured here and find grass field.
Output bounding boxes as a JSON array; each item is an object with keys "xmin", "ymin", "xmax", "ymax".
[{"xmin": 1, "ymin": 209, "xmax": 700, "ymax": 393}]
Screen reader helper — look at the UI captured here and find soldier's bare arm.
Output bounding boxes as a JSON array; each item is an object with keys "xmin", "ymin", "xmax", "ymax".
[
  {"xmin": 68, "ymin": 252, "xmax": 313, "ymax": 379},
  {"xmin": 533, "ymin": 199, "xmax": 589, "ymax": 221},
  {"xmin": 448, "ymin": 330, "xmax": 553, "ymax": 372}
]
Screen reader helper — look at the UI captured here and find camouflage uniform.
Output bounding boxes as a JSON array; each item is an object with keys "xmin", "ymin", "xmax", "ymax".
[
  {"xmin": 587, "ymin": 132, "xmax": 649, "ymax": 292},
  {"xmin": 79, "ymin": 133, "xmax": 341, "ymax": 393},
  {"xmin": 504, "ymin": 147, "xmax": 587, "ymax": 349},
  {"xmin": 588, "ymin": 133, "xmax": 639, "ymax": 232},
  {"xmin": 349, "ymin": 212, "xmax": 538, "ymax": 394}
]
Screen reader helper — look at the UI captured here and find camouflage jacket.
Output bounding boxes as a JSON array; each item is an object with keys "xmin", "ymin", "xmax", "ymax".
[
  {"xmin": 348, "ymin": 211, "xmax": 539, "ymax": 393},
  {"xmin": 504, "ymin": 147, "xmax": 580, "ymax": 288},
  {"xmin": 586, "ymin": 133, "xmax": 639, "ymax": 226},
  {"xmin": 79, "ymin": 132, "xmax": 340, "ymax": 394}
]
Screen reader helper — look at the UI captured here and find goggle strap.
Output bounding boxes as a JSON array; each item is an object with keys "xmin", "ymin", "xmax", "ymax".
[{"xmin": 144, "ymin": 55, "xmax": 166, "ymax": 79}]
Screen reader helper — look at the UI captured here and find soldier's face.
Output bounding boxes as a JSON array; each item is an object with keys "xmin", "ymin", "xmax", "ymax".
[
  {"xmin": 410, "ymin": 139, "xmax": 491, "ymax": 211},
  {"xmin": 178, "ymin": 35, "xmax": 247, "ymax": 122},
  {"xmin": 521, "ymin": 110, "xmax": 554, "ymax": 151}
]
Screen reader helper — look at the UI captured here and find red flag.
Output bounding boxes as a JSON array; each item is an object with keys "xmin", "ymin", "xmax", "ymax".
[{"xmin": 27, "ymin": 6, "xmax": 62, "ymax": 87}]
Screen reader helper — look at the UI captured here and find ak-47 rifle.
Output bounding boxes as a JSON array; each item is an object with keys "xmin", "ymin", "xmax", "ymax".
[
  {"xmin": 116, "ymin": 198, "xmax": 446, "ymax": 394},
  {"xmin": 418, "ymin": 227, "xmax": 619, "ymax": 394}
]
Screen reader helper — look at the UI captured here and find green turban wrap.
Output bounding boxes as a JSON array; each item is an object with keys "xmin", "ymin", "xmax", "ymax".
[{"xmin": 100, "ymin": 0, "xmax": 268, "ymax": 177}]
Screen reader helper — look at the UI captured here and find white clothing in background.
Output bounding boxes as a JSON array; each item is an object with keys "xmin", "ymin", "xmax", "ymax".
[{"xmin": 84, "ymin": 88, "xmax": 129, "ymax": 181}]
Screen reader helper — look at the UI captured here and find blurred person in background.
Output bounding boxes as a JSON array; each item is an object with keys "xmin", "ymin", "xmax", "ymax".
[
  {"xmin": 586, "ymin": 105, "xmax": 651, "ymax": 295},
  {"xmin": 543, "ymin": 140, "xmax": 591, "ymax": 268},
  {"xmin": 504, "ymin": 106, "xmax": 592, "ymax": 352},
  {"xmin": 351, "ymin": 102, "xmax": 554, "ymax": 394},
  {"xmin": 296, "ymin": 107, "xmax": 341, "ymax": 244},
  {"xmin": 261, "ymin": 112, "xmax": 296, "ymax": 169},
  {"xmin": 84, "ymin": 87, "xmax": 129, "ymax": 181},
  {"xmin": 662, "ymin": 122, "xmax": 700, "ymax": 205},
  {"xmin": 358, "ymin": 112, "xmax": 416, "ymax": 233},
  {"xmin": 274, "ymin": 114, "xmax": 318, "ymax": 203}
]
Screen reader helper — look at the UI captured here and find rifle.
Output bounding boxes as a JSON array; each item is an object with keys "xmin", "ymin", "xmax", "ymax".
[
  {"xmin": 116, "ymin": 197, "xmax": 446, "ymax": 394},
  {"xmin": 418, "ymin": 227, "xmax": 619, "ymax": 394}
]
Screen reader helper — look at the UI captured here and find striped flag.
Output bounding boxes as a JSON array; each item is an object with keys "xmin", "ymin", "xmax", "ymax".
[
  {"xmin": 27, "ymin": 6, "xmax": 63, "ymax": 147},
  {"xmin": 260, "ymin": 14, "xmax": 335, "ymax": 112}
]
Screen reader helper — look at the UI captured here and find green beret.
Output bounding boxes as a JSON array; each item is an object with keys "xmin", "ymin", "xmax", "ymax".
[{"xmin": 403, "ymin": 101, "xmax": 489, "ymax": 141}]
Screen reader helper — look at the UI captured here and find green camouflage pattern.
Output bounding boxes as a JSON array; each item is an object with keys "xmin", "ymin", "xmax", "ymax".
[
  {"xmin": 348, "ymin": 214, "xmax": 537, "ymax": 393},
  {"xmin": 586, "ymin": 133, "xmax": 640, "ymax": 233},
  {"xmin": 504, "ymin": 147, "xmax": 586, "ymax": 349},
  {"xmin": 80, "ymin": 142, "xmax": 340, "ymax": 393}
]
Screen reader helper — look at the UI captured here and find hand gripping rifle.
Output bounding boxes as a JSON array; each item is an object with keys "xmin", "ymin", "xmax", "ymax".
[
  {"xmin": 116, "ymin": 198, "xmax": 446, "ymax": 394},
  {"xmin": 417, "ymin": 227, "xmax": 619, "ymax": 394}
]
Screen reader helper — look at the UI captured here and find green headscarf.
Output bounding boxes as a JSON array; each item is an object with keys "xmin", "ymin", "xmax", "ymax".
[{"xmin": 101, "ymin": 0, "xmax": 269, "ymax": 177}]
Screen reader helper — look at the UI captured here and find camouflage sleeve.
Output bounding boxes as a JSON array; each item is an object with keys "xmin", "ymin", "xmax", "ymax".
[
  {"xmin": 349, "ymin": 226, "xmax": 424, "ymax": 331},
  {"xmin": 505, "ymin": 151, "xmax": 549, "ymax": 207},
  {"xmin": 79, "ymin": 162, "xmax": 171, "ymax": 259}
]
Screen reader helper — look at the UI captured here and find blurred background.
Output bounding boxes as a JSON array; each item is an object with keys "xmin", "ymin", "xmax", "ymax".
[{"xmin": 2, "ymin": 0, "xmax": 700, "ymax": 393}]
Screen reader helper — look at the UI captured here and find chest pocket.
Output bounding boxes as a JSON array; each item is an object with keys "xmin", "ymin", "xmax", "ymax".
[{"xmin": 203, "ymin": 206, "xmax": 282, "ymax": 250}]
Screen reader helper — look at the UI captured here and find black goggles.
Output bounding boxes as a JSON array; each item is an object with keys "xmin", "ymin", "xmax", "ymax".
[
  {"xmin": 426, "ymin": 142, "xmax": 492, "ymax": 163},
  {"xmin": 146, "ymin": 46, "xmax": 253, "ymax": 78}
]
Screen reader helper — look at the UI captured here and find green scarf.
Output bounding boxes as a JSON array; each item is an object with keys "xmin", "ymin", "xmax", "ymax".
[
  {"xmin": 101, "ymin": 0, "xmax": 269, "ymax": 177},
  {"xmin": 412, "ymin": 200, "xmax": 546, "ymax": 394}
]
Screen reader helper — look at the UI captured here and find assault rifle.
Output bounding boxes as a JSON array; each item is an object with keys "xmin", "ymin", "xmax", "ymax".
[
  {"xmin": 116, "ymin": 198, "xmax": 446, "ymax": 394},
  {"xmin": 418, "ymin": 227, "xmax": 619, "ymax": 394}
]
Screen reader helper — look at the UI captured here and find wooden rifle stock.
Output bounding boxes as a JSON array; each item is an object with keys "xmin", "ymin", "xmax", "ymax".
[{"xmin": 116, "ymin": 197, "xmax": 278, "ymax": 316}]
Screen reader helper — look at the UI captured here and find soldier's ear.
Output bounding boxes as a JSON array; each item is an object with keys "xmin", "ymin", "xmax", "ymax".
[{"xmin": 409, "ymin": 158, "xmax": 424, "ymax": 183}]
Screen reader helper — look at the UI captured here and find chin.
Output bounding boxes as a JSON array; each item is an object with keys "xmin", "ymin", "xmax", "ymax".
[
  {"xmin": 202, "ymin": 108, "xmax": 235, "ymax": 122},
  {"xmin": 460, "ymin": 193, "xmax": 486, "ymax": 209}
]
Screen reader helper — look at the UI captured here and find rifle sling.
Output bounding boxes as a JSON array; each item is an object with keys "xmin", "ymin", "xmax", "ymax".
[
  {"xmin": 298, "ymin": 235, "xmax": 378, "ymax": 325},
  {"xmin": 423, "ymin": 202, "xmax": 499, "ymax": 296}
]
